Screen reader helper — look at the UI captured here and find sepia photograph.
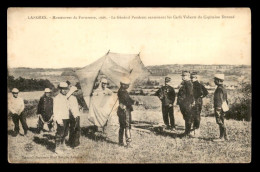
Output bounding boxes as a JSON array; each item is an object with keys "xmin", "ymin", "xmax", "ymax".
[{"xmin": 7, "ymin": 8, "xmax": 251, "ymax": 163}]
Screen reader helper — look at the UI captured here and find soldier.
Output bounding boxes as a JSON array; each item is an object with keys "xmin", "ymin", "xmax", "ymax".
[
  {"xmin": 8, "ymin": 88, "xmax": 28, "ymax": 136},
  {"xmin": 117, "ymin": 77, "xmax": 135, "ymax": 148},
  {"xmin": 155, "ymin": 77, "xmax": 176, "ymax": 130},
  {"xmin": 37, "ymin": 88, "xmax": 54, "ymax": 133},
  {"xmin": 177, "ymin": 71, "xmax": 195, "ymax": 137},
  {"xmin": 53, "ymin": 82, "xmax": 71, "ymax": 154},
  {"xmin": 190, "ymin": 72, "xmax": 208, "ymax": 137},
  {"xmin": 67, "ymin": 86, "xmax": 81, "ymax": 148},
  {"xmin": 213, "ymin": 74, "xmax": 229, "ymax": 142}
]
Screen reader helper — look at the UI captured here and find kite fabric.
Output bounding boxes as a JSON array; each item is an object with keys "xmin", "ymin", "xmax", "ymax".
[{"xmin": 75, "ymin": 51, "xmax": 150, "ymax": 127}]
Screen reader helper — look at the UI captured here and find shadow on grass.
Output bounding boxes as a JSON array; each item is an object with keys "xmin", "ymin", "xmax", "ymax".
[
  {"xmin": 81, "ymin": 126, "xmax": 118, "ymax": 145},
  {"xmin": 8, "ymin": 130, "xmax": 18, "ymax": 137},
  {"xmin": 133, "ymin": 124, "xmax": 187, "ymax": 139},
  {"xmin": 33, "ymin": 136, "xmax": 56, "ymax": 152},
  {"xmin": 28, "ymin": 127, "xmax": 39, "ymax": 134},
  {"xmin": 43, "ymin": 134, "xmax": 56, "ymax": 140}
]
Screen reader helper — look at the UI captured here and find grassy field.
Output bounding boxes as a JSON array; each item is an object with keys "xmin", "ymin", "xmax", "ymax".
[{"xmin": 8, "ymin": 92, "xmax": 251, "ymax": 163}]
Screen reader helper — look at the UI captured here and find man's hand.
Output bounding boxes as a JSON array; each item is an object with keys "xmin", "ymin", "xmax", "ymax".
[{"xmin": 169, "ymin": 104, "xmax": 173, "ymax": 107}]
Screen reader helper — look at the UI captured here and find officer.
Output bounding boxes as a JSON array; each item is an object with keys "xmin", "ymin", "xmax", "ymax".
[
  {"xmin": 190, "ymin": 72, "xmax": 208, "ymax": 137},
  {"xmin": 53, "ymin": 82, "xmax": 71, "ymax": 154},
  {"xmin": 37, "ymin": 88, "xmax": 54, "ymax": 133},
  {"xmin": 155, "ymin": 77, "xmax": 176, "ymax": 130},
  {"xmin": 8, "ymin": 88, "xmax": 28, "ymax": 136},
  {"xmin": 213, "ymin": 74, "xmax": 229, "ymax": 141},
  {"xmin": 177, "ymin": 71, "xmax": 195, "ymax": 137},
  {"xmin": 117, "ymin": 77, "xmax": 135, "ymax": 148}
]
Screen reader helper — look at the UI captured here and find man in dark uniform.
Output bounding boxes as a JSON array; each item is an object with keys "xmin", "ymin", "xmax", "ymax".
[
  {"xmin": 213, "ymin": 74, "xmax": 229, "ymax": 141},
  {"xmin": 190, "ymin": 72, "xmax": 208, "ymax": 137},
  {"xmin": 37, "ymin": 88, "xmax": 54, "ymax": 133},
  {"xmin": 177, "ymin": 71, "xmax": 195, "ymax": 137},
  {"xmin": 117, "ymin": 77, "xmax": 135, "ymax": 148},
  {"xmin": 155, "ymin": 77, "xmax": 176, "ymax": 130}
]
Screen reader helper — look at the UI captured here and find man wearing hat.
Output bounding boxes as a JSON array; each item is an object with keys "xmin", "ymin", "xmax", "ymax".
[
  {"xmin": 117, "ymin": 77, "xmax": 135, "ymax": 148},
  {"xmin": 53, "ymin": 82, "xmax": 71, "ymax": 154},
  {"xmin": 190, "ymin": 72, "xmax": 208, "ymax": 137},
  {"xmin": 8, "ymin": 88, "xmax": 28, "ymax": 136},
  {"xmin": 213, "ymin": 74, "xmax": 229, "ymax": 141},
  {"xmin": 155, "ymin": 77, "xmax": 176, "ymax": 130},
  {"xmin": 37, "ymin": 88, "xmax": 54, "ymax": 133},
  {"xmin": 177, "ymin": 71, "xmax": 195, "ymax": 137}
]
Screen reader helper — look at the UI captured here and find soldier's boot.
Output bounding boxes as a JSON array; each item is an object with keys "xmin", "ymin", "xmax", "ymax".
[
  {"xmin": 125, "ymin": 128, "xmax": 132, "ymax": 148},
  {"xmin": 118, "ymin": 127, "xmax": 124, "ymax": 146},
  {"xmin": 223, "ymin": 127, "xmax": 229, "ymax": 141},
  {"xmin": 213, "ymin": 126, "xmax": 225, "ymax": 142},
  {"xmin": 62, "ymin": 141, "xmax": 72, "ymax": 150}
]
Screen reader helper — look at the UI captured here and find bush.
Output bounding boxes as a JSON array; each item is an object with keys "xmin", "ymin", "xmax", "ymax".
[
  {"xmin": 7, "ymin": 75, "xmax": 55, "ymax": 92},
  {"xmin": 225, "ymin": 82, "xmax": 251, "ymax": 121}
]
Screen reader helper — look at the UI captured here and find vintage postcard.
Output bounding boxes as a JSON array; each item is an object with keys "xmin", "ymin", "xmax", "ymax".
[{"xmin": 7, "ymin": 8, "xmax": 251, "ymax": 163}]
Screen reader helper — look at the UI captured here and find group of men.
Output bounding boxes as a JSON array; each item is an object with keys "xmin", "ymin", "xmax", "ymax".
[
  {"xmin": 156, "ymin": 71, "xmax": 229, "ymax": 141},
  {"xmin": 8, "ymin": 71, "xmax": 229, "ymax": 155},
  {"xmin": 8, "ymin": 81, "xmax": 81, "ymax": 154}
]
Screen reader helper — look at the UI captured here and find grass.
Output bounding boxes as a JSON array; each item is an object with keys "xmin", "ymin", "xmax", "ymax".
[{"xmin": 8, "ymin": 101, "xmax": 251, "ymax": 163}]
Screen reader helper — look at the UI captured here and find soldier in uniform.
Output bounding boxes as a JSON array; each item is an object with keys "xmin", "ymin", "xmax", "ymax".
[
  {"xmin": 190, "ymin": 72, "xmax": 208, "ymax": 137},
  {"xmin": 117, "ymin": 77, "xmax": 135, "ymax": 148},
  {"xmin": 177, "ymin": 71, "xmax": 195, "ymax": 137},
  {"xmin": 8, "ymin": 88, "xmax": 28, "ymax": 136},
  {"xmin": 37, "ymin": 88, "xmax": 54, "ymax": 133},
  {"xmin": 155, "ymin": 77, "xmax": 176, "ymax": 130},
  {"xmin": 213, "ymin": 74, "xmax": 229, "ymax": 141}
]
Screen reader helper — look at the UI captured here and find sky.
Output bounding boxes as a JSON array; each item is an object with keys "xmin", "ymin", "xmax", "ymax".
[{"xmin": 7, "ymin": 8, "xmax": 251, "ymax": 68}]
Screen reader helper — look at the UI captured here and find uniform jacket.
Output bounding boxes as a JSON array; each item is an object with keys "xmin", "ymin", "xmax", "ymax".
[
  {"xmin": 37, "ymin": 95, "xmax": 53, "ymax": 121},
  {"xmin": 155, "ymin": 84, "xmax": 176, "ymax": 106},
  {"xmin": 117, "ymin": 87, "xmax": 135, "ymax": 111},
  {"xmin": 192, "ymin": 81, "xmax": 209, "ymax": 100},
  {"xmin": 53, "ymin": 93, "xmax": 70, "ymax": 124},
  {"xmin": 177, "ymin": 80, "xmax": 194, "ymax": 106},
  {"xmin": 214, "ymin": 84, "xmax": 228, "ymax": 110},
  {"xmin": 8, "ymin": 96, "xmax": 24, "ymax": 115},
  {"xmin": 67, "ymin": 95, "xmax": 80, "ymax": 118}
]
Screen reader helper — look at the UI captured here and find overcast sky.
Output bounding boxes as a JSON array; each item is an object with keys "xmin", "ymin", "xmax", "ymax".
[{"xmin": 7, "ymin": 8, "xmax": 251, "ymax": 68}]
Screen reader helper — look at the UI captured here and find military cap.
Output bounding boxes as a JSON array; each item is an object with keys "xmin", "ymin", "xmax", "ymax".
[
  {"xmin": 181, "ymin": 71, "xmax": 190, "ymax": 76},
  {"xmin": 44, "ymin": 88, "xmax": 51, "ymax": 93},
  {"xmin": 165, "ymin": 77, "xmax": 171, "ymax": 83},
  {"xmin": 191, "ymin": 72, "xmax": 198, "ymax": 78},
  {"xmin": 59, "ymin": 82, "xmax": 68, "ymax": 88},
  {"xmin": 11, "ymin": 88, "xmax": 19, "ymax": 93},
  {"xmin": 120, "ymin": 77, "xmax": 131, "ymax": 85},
  {"xmin": 214, "ymin": 74, "xmax": 224, "ymax": 81}
]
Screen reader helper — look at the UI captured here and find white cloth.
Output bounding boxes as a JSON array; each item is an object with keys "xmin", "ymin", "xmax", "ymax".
[
  {"xmin": 68, "ymin": 95, "xmax": 80, "ymax": 118},
  {"xmin": 8, "ymin": 96, "xmax": 24, "ymax": 115},
  {"xmin": 53, "ymin": 93, "xmax": 70, "ymax": 124},
  {"xmin": 92, "ymin": 87, "xmax": 113, "ymax": 96}
]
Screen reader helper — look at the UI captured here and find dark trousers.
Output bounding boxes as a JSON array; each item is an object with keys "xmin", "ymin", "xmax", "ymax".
[
  {"xmin": 37, "ymin": 117, "xmax": 53, "ymax": 132},
  {"xmin": 11, "ymin": 113, "xmax": 28, "ymax": 135},
  {"xmin": 55, "ymin": 119, "xmax": 70, "ymax": 148},
  {"xmin": 68, "ymin": 115, "xmax": 81, "ymax": 148},
  {"xmin": 162, "ymin": 105, "xmax": 175, "ymax": 127},
  {"xmin": 192, "ymin": 98, "xmax": 202, "ymax": 129},
  {"xmin": 179, "ymin": 104, "xmax": 192, "ymax": 134},
  {"xmin": 215, "ymin": 110, "xmax": 227, "ymax": 138},
  {"xmin": 118, "ymin": 108, "xmax": 132, "ymax": 144}
]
